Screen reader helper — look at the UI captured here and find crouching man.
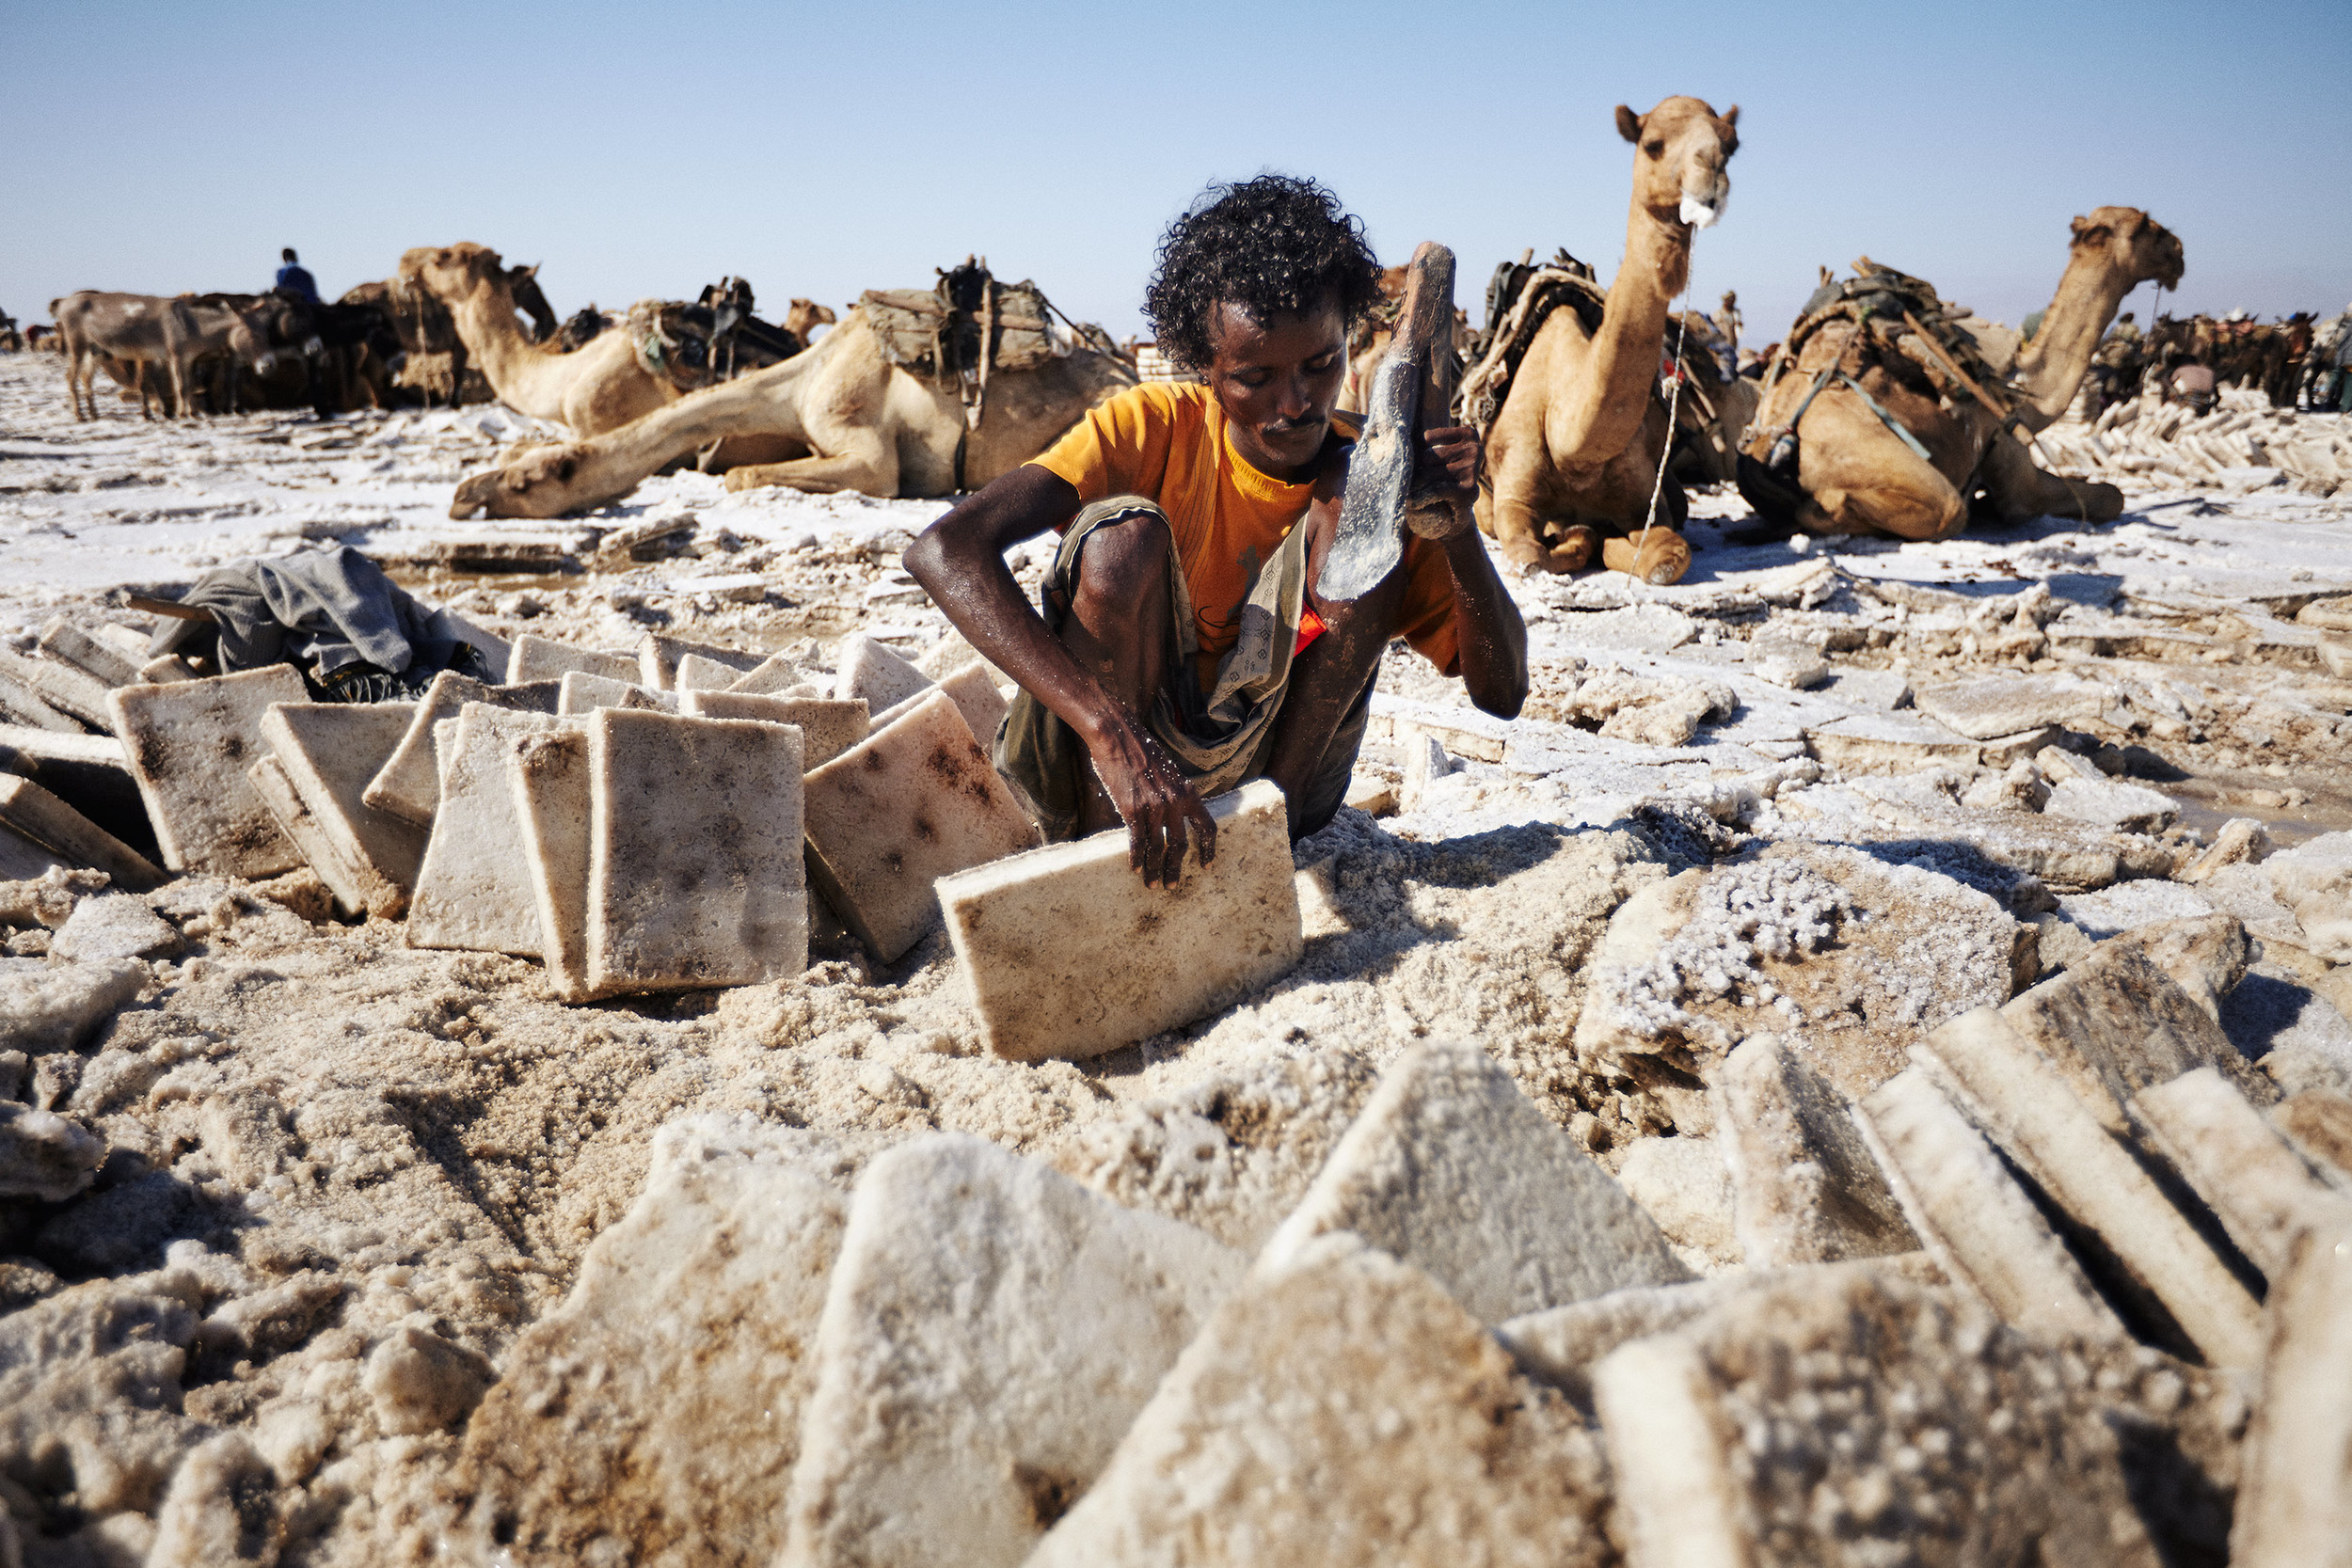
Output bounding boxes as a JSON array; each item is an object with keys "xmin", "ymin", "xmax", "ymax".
[{"xmin": 905, "ymin": 175, "xmax": 1529, "ymax": 885}]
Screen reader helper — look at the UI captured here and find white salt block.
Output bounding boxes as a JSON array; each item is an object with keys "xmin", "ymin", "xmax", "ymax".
[
  {"xmin": 802, "ymin": 689, "xmax": 1039, "ymax": 963},
  {"xmin": 406, "ymin": 706, "xmax": 571, "ymax": 956},
  {"xmin": 784, "ymin": 1133, "xmax": 1244, "ymax": 1568},
  {"xmin": 1029, "ymin": 1232, "xmax": 1612, "ymax": 1568},
  {"xmin": 107, "ymin": 665, "xmax": 308, "ymax": 877},
  {"xmin": 585, "ymin": 707, "xmax": 806, "ymax": 993},
  {"xmin": 937, "ymin": 779, "xmax": 1300, "ymax": 1062},
  {"xmin": 1851, "ymin": 1068, "xmax": 2124, "ymax": 1342},
  {"xmin": 830, "ymin": 632, "xmax": 931, "ymax": 713},
  {"xmin": 363, "ymin": 671, "xmax": 560, "ymax": 828},
  {"xmin": 505, "ymin": 633, "xmax": 637, "ymax": 687},
  {"xmin": 679, "ymin": 690, "xmax": 867, "ymax": 770},
  {"xmin": 1258, "ymin": 1038, "xmax": 1692, "ymax": 1323},
  {"xmin": 258, "ymin": 702, "xmax": 427, "ymax": 919},
  {"xmin": 1918, "ymin": 1006, "xmax": 2264, "ymax": 1369}
]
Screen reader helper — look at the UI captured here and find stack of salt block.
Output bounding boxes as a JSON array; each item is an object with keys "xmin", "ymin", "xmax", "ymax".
[
  {"xmin": 404, "ymin": 702, "xmax": 809, "ymax": 998},
  {"xmin": 452, "ymin": 916, "xmax": 2351, "ymax": 1566}
]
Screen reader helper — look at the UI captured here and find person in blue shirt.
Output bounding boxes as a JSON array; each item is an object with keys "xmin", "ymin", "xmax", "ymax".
[{"xmin": 274, "ymin": 248, "xmax": 319, "ymax": 304}]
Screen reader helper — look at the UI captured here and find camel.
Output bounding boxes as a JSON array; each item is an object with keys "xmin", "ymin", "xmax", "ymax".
[
  {"xmin": 1471, "ymin": 96, "xmax": 1740, "ymax": 584},
  {"xmin": 401, "ymin": 244, "xmax": 678, "ymax": 436},
  {"xmin": 449, "ymin": 303, "xmax": 1136, "ymax": 519},
  {"xmin": 1739, "ymin": 207, "xmax": 2184, "ymax": 542}
]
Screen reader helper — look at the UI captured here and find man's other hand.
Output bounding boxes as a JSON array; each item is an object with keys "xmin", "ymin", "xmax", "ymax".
[{"xmin": 1410, "ymin": 424, "xmax": 1481, "ymax": 539}]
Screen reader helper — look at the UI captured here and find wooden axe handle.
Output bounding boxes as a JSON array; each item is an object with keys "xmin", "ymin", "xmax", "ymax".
[{"xmin": 1391, "ymin": 242, "xmax": 1456, "ymax": 429}]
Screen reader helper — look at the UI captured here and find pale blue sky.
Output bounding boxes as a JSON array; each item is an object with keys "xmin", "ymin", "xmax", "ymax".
[{"xmin": 4, "ymin": 0, "xmax": 2345, "ymax": 346}]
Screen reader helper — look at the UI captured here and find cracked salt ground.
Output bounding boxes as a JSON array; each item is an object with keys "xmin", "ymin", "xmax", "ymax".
[{"xmin": 5, "ymin": 344, "xmax": 2352, "ymax": 1563}]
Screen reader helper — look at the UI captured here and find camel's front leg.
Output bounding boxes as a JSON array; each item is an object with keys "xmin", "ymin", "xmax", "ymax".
[
  {"xmin": 1793, "ymin": 390, "xmax": 1966, "ymax": 542},
  {"xmin": 722, "ymin": 435, "xmax": 898, "ymax": 499},
  {"xmin": 1978, "ymin": 433, "xmax": 2125, "ymax": 524},
  {"xmin": 452, "ymin": 370, "xmax": 805, "ymax": 518},
  {"xmin": 1478, "ymin": 438, "xmax": 1591, "ymax": 575}
]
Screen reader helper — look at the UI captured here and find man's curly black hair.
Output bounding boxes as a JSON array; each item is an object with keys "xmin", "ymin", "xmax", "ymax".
[{"xmin": 1144, "ymin": 174, "xmax": 1382, "ymax": 373}]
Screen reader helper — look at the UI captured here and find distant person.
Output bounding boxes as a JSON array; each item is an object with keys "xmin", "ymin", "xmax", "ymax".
[{"xmin": 275, "ymin": 247, "xmax": 319, "ymax": 305}]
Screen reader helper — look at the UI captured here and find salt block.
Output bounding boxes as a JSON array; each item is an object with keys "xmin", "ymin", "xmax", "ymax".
[
  {"xmin": 2000, "ymin": 942, "xmax": 2276, "ymax": 1135},
  {"xmin": 1713, "ymin": 1036, "xmax": 1917, "ymax": 1266},
  {"xmin": 637, "ymin": 633, "xmax": 761, "ymax": 692},
  {"xmin": 673, "ymin": 653, "xmax": 747, "ymax": 693},
  {"xmin": 2231, "ymin": 1207, "xmax": 2352, "ymax": 1568},
  {"xmin": 1, "ymin": 650, "xmax": 113, "ymax": 730},
  {"xmin": 1595, "ymin": 1267, "xmax": 2169, "ymax": 1568},
  {"xmin": 0, "ymin": 774, "xmax": 161, "ymax": 890},
  {"xmin": 508, "ymin": 730, "xmax": 593, "ymax": 1000},
  {"xmin": 1802, "ymin": 711, "xmax": 1979, "ymax": 772},
  {"xmin": 0, "ymin": 822, "xmax": 66, "ymax": 880},
  {"xmin": 1497, "ymin": 1274, "xmax": 1753, "ymax": 1412},
  {"xmin": 504, "ymin": 633, "xmax": 636, "ymax": 687},
  {"xmin": 937, "ymin": 779, "xmax": 1301, "ymax": 1062},
  {"xmin": 1590, "ymin": 1334, "xmax": 1748, "ymax": 1566},
  {"xmin": 137, "ymin": 655, "xmax": 195, "ymax": 685},
  {"xmin": 1028, "ymin": 1233, "xmax": 1614, "ymax": 1568},
  {"xmin": 0, "ymin": 666, "xmax": 81, "ymax": 733},
  {"xmin": 830, "ymin": 631, "xmax": 931, "ymax": 712},
  {"xmin": 362, "ymin": 671, "xmax": 560, "ymax": 828},
  {"xmin": 2275, "ymin": 1088, "xmax": 2352, "ymax": 1184},
  {"xmin": 785, "ymin": 1134, "xmax": 1245, "ymax": 1568},
  {"xmin": 406, "ymin": 706, "xmax": 571, "ymax": 956},
  {"xmin": 1852, "ymin": 1068, "xmax": 2124, "ymax": 1341},
  {"xmin": 916, "ymin": 626, "xmax": 1007, "ymax": 685},
  {"xmin": 871, "ymin": 660, "xmax": 1009, "ymax": 751},
  {"xmin": 50, "ymin": 894, "xmax": 180, "ymax": 963},
  {"xmin": 722, "ymin": 647, "xmax": 806, "ymax": 695},
  {"xmin": 1919, "ymin": 1006, "xmax": 2265, "ymax": 1369},
  {"xmin": 557, "ymin": 670, "xmax": 675, "ymax": 715},
  {"xmin": 248, "ymin": 756, "xmax": 365, "ymax": 918},
  {"xmin": 1258, "ymin": 1039, "xmax": 1691, "ymax": 1323},
  {"xmin": 260, "ymin": 703, "xmax": 428, "ymax": 919},
  {"xmin": 586, "ymin": 707, "xmax": 806, "ymax": 993},
  {"xmin": 2130, "ymin": 1067, "xmax": 2342, "ymax": 1280},
  {"xmin": 108, "ymin": 665, "xmax": 308, "ymax": 877},
  {"xmin": 2102, "ymin": 912, "xmax": 2249, "ymax": 1022},
  {"xmin": 0, "ymin": 958, "xmax": 146, "ymax": 1054},
  {"xmin": 802, "ymin": 690, "xmax": 1040, "ymax": 963},
  {"xmin": 679, "ymin": 690, "xmax": 867, "ymax": 769},
  {"xmin": 39, "ymin": 619, "xmax": 142, "ymax": 689},
  {"xmin": 457, "ymin": 1118, "xmax": 854, "ymax": 1567}
]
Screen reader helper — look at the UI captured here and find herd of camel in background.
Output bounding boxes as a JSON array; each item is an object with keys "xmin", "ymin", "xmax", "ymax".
[{"xmin": 9, "ymin": 94, "xmax": 2346, "ymax": 584}]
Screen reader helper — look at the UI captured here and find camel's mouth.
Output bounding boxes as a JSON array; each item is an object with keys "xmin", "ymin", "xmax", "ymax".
[{"xmin": 1679, "ymin": 191, "xmax": 1725, "ymax": 230}]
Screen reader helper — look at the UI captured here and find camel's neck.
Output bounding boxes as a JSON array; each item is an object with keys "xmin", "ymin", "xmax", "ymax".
[
  {"xmin": 446, "ymin": 280, "xmax": 552, "ymax": 390},
  {"xmin": 1549, "ymin": 202, "xmax": 1689, "ymax": 468},
  {"xmin": 2012, "ymin": 250, "xmax": 2140, "ymax": 429}
]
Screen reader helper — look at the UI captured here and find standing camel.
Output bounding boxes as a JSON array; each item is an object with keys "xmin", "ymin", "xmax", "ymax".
[
  {"xmin": 401, "ymin": 244, "xmax": 678, "ymax": 436},
  {"xmin": 1469, "ymin": 96, "xmax": 1740, "ymax": 584},
  {"xmin": 1739, "ymin": 208, "xmax": 2184, "ymax": 541},
  {"xmin": 448, "ymin": 303, "xmax": 1135, "ymax": 519}
]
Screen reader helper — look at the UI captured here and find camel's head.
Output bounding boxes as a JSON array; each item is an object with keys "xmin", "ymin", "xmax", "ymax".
[
  {"xmin": 784, "ymin": 298, "xmax": 837, "ymax": 340},
  {"xmin": 401, "ymin": 243, "xmax": 508, "ymax": 304},
  {"xmin": 507, "ymin": 263, "xmax": 559, "ymax": 341},
  {"xmin": 1617, "ymin": 96, "xmax": 1739, "ymax": 231},
  {"xmin": 2069, "ymin": 208, "xmax": 2185, "ymax": 292}
]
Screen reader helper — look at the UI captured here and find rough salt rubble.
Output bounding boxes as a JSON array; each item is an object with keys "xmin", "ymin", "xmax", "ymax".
[{"xmin": 5, "ymin": 347, "xmax": 2352, "ymax": 1564}]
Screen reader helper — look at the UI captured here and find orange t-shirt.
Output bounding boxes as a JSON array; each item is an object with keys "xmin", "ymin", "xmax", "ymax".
[{"xmin": 1027, "ymin": 382, "xmax": 1462, "ymax": 689}]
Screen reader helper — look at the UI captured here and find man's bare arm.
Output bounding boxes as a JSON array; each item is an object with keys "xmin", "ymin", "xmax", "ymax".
[
  {"xmin": 902, "ymin": 466, "xmax": 1216, "ymax": 885},
  {"xmin": 1416, "ymin": 426, "xmax": 1529, "ymax": 718}
]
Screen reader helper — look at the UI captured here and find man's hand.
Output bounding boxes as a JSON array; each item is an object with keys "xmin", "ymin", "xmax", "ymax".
[
  {"xmin": 1085, "ymin": 706, "xmax": 1217, "ymax": 887},
  {"xmin": 1408, "ymin": 424, "xmax": 1482, "ymax": 540}
]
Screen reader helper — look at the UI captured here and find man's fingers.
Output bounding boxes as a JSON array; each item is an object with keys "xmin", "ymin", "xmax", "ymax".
[{"xmin": 1189, "ymin": 797, "xmax": 1219, "ymax": 865}]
